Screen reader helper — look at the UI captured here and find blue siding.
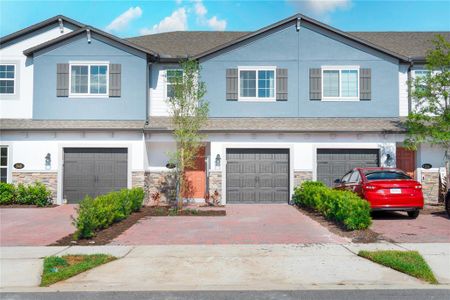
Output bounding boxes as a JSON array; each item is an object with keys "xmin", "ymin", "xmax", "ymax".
[
  {"xmin": 200, "ymin": 21, "xmax": 400, "ymax": 118},
  {"xmin": 33, "ymin": 34, "xmax": 147, "ymax": 120}
]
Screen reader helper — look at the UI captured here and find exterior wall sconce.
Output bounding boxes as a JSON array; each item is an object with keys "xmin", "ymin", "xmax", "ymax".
[
  {"xmin": 215, "ymin": 154, "xmax": 221, "ymax": 168},
  {"xmin": 45, "ymin": 153, "xmax": 51, "ymax": 170},
  {"xmin": 385, "ymin": 153, "xmax": 394, "ymax": 166}
]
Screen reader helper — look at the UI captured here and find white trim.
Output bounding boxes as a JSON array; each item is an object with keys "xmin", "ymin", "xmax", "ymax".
[
  {"xmin": 0, "ymin": 63, "xmax": 16, "ymax": 95},
  {"xmin": 57, "ymin": 143, "xmax": 132, "ymax": 205},
  {"xmin": 321, "ymin": 65, "xmax": 360, "ymax": 101},
  {"xmin": 237, "ymin": 66, "xmax": 276, "ymax": 102},
  {"xmin": 68, "ymin": 62, "xmax": 109, "ymax": 98},
  {"xmin": 220, "ymin": 143, "xmax": 295, "ymax": 205}
]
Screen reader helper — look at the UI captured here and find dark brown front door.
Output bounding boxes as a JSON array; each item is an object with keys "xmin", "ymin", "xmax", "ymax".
[{"xmin": 396, "ymin": 147, "xmax": 416, "ymax": 178}]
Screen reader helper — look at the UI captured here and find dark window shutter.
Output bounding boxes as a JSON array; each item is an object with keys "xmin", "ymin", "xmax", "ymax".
[
  {"xmin": 226, "ymin": 68, "xmax": 238, "ymax": 101},
  {"xmin": 276, "ymin": 68, "xmax": 288, "ymax": 101},
  {"xmin": 360, "ymin": 68, "xmax": 371, "ymax": 100},
  {"xmin": 56, "ymin": 63, "xmax": 69, "ymax": 97},
  {"xmin": 309, "ymin": 68, "xmax": 322, "ymax": 100},
  {"xmin": 109, "ymin": 64, "xmax": 121, "ymax": 97}
]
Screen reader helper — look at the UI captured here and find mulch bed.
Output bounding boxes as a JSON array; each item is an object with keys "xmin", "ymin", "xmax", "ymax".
[
  {"xmin": 0, "ymin": 204, "xmax": 58, "ymax": 208},
  {"xmin": 295, "ymin": 205, "xmax": 384, "ymax": 243},
  {"xmin": 50, "ymin": 206, "xmax": 226, "ymax": 246}
]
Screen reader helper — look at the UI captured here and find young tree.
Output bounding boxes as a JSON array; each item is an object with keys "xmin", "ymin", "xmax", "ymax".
[
  {"xmin": 166, "ymin": 60, "xmax": 209, "ymax": 209},
  {"xmin": 404, "ymin": 35, "xmax": 450, "ymax": 191}
]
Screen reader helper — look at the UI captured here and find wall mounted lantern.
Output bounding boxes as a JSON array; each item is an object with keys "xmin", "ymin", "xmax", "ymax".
[
  {"xmin": 215, "ymin": 154, "xmax": 221, "ymax": 168},
  {"xmin": 45, "ymin": 153, "xmax": 51, "ymax": 170}
]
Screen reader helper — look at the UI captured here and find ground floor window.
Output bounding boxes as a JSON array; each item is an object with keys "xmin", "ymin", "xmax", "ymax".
[{"xmin": 0, "ymin": 146, "xmax": 8, "ymax": 182}]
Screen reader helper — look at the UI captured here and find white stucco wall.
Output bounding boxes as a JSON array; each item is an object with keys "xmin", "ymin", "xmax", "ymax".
[{"xmin": 0, "ymin": 24, "xmax": 75, "ymax": 118}]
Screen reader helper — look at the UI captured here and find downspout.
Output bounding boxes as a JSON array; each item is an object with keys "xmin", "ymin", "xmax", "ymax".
[{"xmin": 407, "ymin": 60, "xmax": 414, "ymax": 114}]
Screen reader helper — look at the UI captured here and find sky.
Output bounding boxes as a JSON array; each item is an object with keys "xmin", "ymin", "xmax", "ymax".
[{"xmin": 1, "ymin": 0, "xmax": 449, "ymax": 38}]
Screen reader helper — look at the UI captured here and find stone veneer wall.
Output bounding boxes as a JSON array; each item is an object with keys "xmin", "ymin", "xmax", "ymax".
[
  {"xmin": 131, "ymin": 171, "xmax": 151, "ymax": 204},
  {"xmin": 146, "ymin": 171, "xmax": 177, "ymax": 205},
  {"xmin": 293, "ymin": 170, "xmax": 313, "ymax": 188},
  {"xmin": 420, "ymin": 169, "xmax": 440, "ymax": 204},
  {"xmin": 208, "ymin": 171, "xmax": 222, "ymax": 203},
  {"xmin": 12, "ymin": 171, "xmax": 58, "ymax": 201}
]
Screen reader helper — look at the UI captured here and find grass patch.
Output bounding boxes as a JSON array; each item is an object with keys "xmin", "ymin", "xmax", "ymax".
[
  {"xmin": 40, "ymin": 254, "xmax": 116, "ymax": 286},
  {"xmin": 358, "ymin": 250, "xmax": 438, "ymax": 284}
]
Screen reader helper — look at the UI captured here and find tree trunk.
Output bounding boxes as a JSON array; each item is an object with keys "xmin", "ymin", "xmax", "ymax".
[{"xmin": 177, "ymin": 148, "xmax": 184, "ymax": 210}]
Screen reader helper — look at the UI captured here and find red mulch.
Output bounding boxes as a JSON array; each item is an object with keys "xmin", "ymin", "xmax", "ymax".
[
  {"xmin": 295, "ymin": 205, "xmax": 383, "ymax": 243},
  {"xmin": 50, "ymin": 206, "xmax": 226, "ymax": 246}
]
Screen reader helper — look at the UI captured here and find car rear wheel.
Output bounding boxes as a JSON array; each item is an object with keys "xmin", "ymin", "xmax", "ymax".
[
  {"xmin": 445, "ymin": 192, "xmax": 450, "ymax": 218},
  {"xmin": 407, "ymin": 210, "xmax": 420, "ymax": 219}
]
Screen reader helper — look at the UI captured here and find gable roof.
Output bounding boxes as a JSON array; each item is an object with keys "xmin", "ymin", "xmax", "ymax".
[
  {"xmin": 23, "ymin": 26, "xmax": 159, "ymax": 58},
  {"xmin": 349, "ymin": 31, "xmax": 450, "ymax": 61},
  {"xmin": 127, "ymin": 31, "xmax": 249, "ymax": 59},
  {"xmin": 189, "ymin": 14, "xmax": 411, "ymax": 62},
  {"xmin": 0, "ymin": 15, "xmax": 84, "ymax": 46}
]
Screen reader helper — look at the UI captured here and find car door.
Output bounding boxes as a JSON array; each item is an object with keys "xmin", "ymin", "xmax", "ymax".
[{"xmin": 335, "ymin": 171, "xmax": 352, "ymax": 190}]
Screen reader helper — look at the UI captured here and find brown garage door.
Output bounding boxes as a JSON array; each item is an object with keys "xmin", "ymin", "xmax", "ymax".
[
  {"xmin": 63, "ymin": 148, "xmax": 128, "ymax": 203},
  {"xmin": 317, "ymin": 149, "xmax": 379, "ymax": 186},
  {"xmin": 226, "ymin": 149, "xmax": 289, "ymax": 203}
]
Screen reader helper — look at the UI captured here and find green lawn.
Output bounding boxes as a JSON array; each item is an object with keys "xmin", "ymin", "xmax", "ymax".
[
  {"xmin": 40, "ymin": 254, "xmax": 116, "ymax": 287},
  {"xmin": 358, "ymin": 250, "xmax": 438, "ymax": 284}
]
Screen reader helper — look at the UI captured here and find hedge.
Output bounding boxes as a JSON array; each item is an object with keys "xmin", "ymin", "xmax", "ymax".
[
  {"xmin": 0, "ymin": 182, "xmax": 52, "ymax": 207},
  {"xmin": 292, "ymin": 181, "xmax": 371, "ymax": 230},
  {"xmin": 73, "ymin": 187, "xmax": 145, "ymax": 239}
]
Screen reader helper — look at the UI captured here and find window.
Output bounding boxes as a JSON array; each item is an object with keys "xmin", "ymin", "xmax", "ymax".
[
  {"xmin": 414, "ymin": 70, "xmax": 430, "ymax": 93},
  {"xmin": 238, "ymin": 67, "xmax": 275, "ymax": 100},
  {"xmin": 0, "ymin": 64, "xmax": 15, "ymax": 94},
  {"xmin": 166, "ymin": 69, "xmax": 183, "ymax": 99},
  {"xmin": 69, "ymin": 63, "xmax": 108, "ymax": 97},
  {"xmin": 341, "ymin": 172, "xmax": 352, "ymax": 183},
  {"xmin": 364, "ymin": 171, "xmax": 411, "ymax": 181},
  {"xmin": 349, "ymin": 170, "xmax": 361, "ymax": 183},
  {"xmin": 0, "ymin": 147, "xmax": 8, "ymax": 183},
  {"xmin": 322, "ymin": 67, "xmax": 359, "ymax": 100}
]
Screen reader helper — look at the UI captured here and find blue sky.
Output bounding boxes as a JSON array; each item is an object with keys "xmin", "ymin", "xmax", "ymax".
[{"xmin": 1, "ymin": 0, "xmax": 449, "ymax": 38}]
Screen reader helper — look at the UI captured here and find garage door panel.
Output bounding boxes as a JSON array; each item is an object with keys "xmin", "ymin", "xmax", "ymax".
[
  {"xmin": 63, "ymin": 148, "xmax": 128, "ymax": 204},
  {"xmin": 317, "ymin": 149, "xmax": 379, "ymax": 187},
  {"xmin": 226, "ymin": 149, "xmax": 289, "ymax": 203}
]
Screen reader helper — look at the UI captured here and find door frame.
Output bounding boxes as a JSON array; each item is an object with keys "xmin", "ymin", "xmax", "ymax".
[
  {"xmin": 57, "ymin": 144, "xmax": 132, "ymax": 204},
  {"xmin": 222, "ymin": 144, "xmax": 294, "ymax": 204}
]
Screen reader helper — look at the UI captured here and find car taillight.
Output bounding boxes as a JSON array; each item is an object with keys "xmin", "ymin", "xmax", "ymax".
[
  {"xmin": 415, "ymin": 185, "xmax": 422, "ymax": 189},
  {"xmin": 364, "ymin": 185, "xmax": 376, "ymax": 190}
]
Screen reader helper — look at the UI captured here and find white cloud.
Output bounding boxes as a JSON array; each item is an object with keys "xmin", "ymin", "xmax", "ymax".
[
  {"xmin": 106, "ymin": 6, "xmax": 142, "ymax": 32},
  {"xmin": 194, "ymin": 0, "xmax": 207, "ymax": 16},
  {"xmin": 139, "ymin": 8, "xmax": 188, "ymax": 35},
  {"xmin": 207, "ymin": 16, "xmax": 227, "ymax": 31},
  {"xmin": 289, "ymin": 0, "xmax": 351, "ymax": 17},
  {"xmin": 175, "ymin": 0, "xmax": 183, "ymax": 4}
]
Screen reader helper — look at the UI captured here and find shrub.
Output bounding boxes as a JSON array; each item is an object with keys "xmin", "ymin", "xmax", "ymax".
[
  {"xmin": 73, "ymin": 187, "xmax": 145, "ymax": 239},
  {"xmin": 0, "ymin": 181, "xmax": 52, "ymax": 206},
  {"xmin": 292, "ymin": 181, "xmax": 371, "ymax": 230},
  {"xmin": 0, "ymin": 182, "xmax": 16, "ymax": 205},
  {"xmin": 16, "ymin": 182, "xmax": 52, "ymax": 207}
]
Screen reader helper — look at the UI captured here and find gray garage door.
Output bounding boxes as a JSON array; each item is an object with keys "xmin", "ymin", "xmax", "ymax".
[
  {"xmin": 226, "ymin": 149, "xmax": 289, "ymax": 203},
  {"xmin": 317, "ymin": 149, "xmax": 379, "ymax": 186},
  {"xmin": 63, "ymin": 148, "xmax": 128, "ymax": 203}
]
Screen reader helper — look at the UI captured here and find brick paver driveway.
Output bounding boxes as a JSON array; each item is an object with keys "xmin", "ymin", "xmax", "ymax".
[
  {"xmin": 112, "ymin": 204, "xmax": 346, "ymax": 245},
  {"xmin": 371, "ymin": 210, "xmax": 450, "ymax": 243},
  {"xmin": 0, "ymin": 205, "xmax": 76, "ymax": 246}
]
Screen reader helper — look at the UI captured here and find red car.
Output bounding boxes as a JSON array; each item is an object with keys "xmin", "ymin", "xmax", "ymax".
[{"xmin": 334, "ymin": 168, "xmax": 424, "ymax": 218}]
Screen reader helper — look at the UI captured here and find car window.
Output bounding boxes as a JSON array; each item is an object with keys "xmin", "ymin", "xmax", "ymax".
[
  {"xmin": 365, "ymin": 171, "xmax": 411, "ymax": 181},
  {"xmin": 341, "ymin": 172, "xmax": 352, "ymax": 183},
  {"xmin": 348, "ymin": 171, "xmax": 361, "ymax": 183}
]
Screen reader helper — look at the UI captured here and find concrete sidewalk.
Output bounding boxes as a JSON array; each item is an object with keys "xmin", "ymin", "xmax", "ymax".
[{"xmin": 1, "ymin": 243, "xmax": 449, "ymax": 292}]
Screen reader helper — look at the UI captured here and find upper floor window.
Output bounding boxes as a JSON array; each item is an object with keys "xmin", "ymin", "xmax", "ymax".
[
  {"xmin": 322, "ymin": 67, "xmax": 359, "ymax": 100},
  {"xmin": 69, "ymin": 63, "xmax": 108, "ymax": 97},
  {"xmin": 166, "ymin": 69, "xmax": 183, "ymax": 99},
  {"xmin": 0, "ymin": 64, "xmax": 15, "ymax": 94},
  {"xmin": 238, "ymin": 67, "xmax": 275, "ymax": 101},
  {"xmin": 0, "ymin": 146, "xmax": 8, "ymax": 183}
]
